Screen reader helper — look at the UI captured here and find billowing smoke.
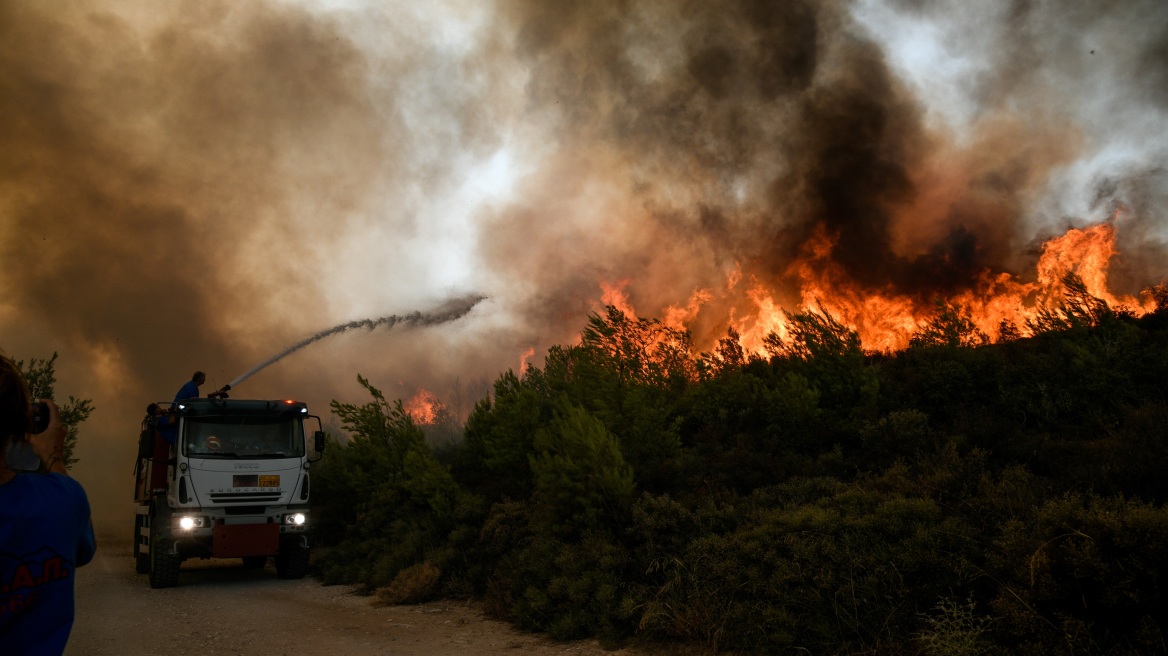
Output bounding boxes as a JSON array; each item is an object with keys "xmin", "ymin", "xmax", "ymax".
[
  {"xmin": 2, "ymin": 0, "xmax": 1166, "ymax": 525},
  {"xmin": 482, "ymin": 0, "xmax": 1168, "ymax": 345}
]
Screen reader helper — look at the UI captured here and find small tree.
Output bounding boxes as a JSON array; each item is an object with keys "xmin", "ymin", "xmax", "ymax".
[
  {"xmin": 766, "ymin": 304, "xmax": 879, "ymax": 413},
  {"xmin": 910, "ymin": 302, "xmax": 990, "ymax": 349},
  {"xmin": 328, "ymin": 375, "xmax": 447, "ymax": 501},
  {"xmin": 1027, "ymin": 273, "xmax": 1114, "ymax": 334},
  {"xmin": 530, "ymin": 403, "xmax": 635, "ymax": 535},
  {"xmin": 16, "ymin": 352, "xmax": 93, "ymax": 468},
  {"xmin": 456, "ymin": 369, "xmax": 546, "ymax": 501},
  {"xmin": 698, "ymin": 326, "xmax": 747, "ymax": 377},
  {"xmin": 315, "ymin": 375, "xmax": 462, "ymax": 588},
  {"xmin": 580, "ymin": 306, "xmax": 696, "ymax": 389}
]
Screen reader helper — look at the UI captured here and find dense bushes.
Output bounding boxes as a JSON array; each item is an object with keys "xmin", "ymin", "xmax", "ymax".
[
  {"xmin": 311, "ymin": 375, "xmax": 461, "ymax": 594},
  {"xmin": 312, "ymin": 286, "xmax": 1168, "ymax": 654}
]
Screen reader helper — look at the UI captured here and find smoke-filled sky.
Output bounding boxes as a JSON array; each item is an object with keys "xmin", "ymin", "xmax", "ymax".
[{"xmin": 3, "ymin": 0, "xmax": 1166, "ymax": 524}]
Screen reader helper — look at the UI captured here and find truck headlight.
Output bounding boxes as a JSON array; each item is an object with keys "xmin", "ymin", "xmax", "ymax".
[
  {"xmin": 283, "ymin": 513, "xmax": 307, "ymax": 526},
  {"xmin": 176, "ymin": 515, "xmax": 205, "ymax": 530}
]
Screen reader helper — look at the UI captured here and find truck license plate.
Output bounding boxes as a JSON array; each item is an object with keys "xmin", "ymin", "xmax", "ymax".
[{"xmin": 233, "ymin": 475, "xmax": 280, "ymax": 487}]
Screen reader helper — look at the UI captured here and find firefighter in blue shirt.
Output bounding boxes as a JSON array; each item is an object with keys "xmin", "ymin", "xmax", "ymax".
[
  {"xmin": 174, "ymin": 371, "xmax": 205, "ymax": 402},
  {"xmin": 175, "ymin": 371, "xmax": 228, "ymax": 402}
]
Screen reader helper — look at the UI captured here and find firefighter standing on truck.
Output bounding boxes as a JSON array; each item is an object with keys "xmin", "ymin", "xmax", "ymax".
[
  {"xmin": 174, "ymin": 371, "xmax": 205, "ymax": 402},
  {"xmin": 174, "ymin": 371, "xmax": 229, "ymax": 402}
]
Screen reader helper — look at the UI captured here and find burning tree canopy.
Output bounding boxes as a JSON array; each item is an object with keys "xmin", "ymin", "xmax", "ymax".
[
  {"xmin": 598, "ymin": 216, "xmax": 1163, "ymax": 357},
  {"xmin": 478, "ymin": 0, "xmax": 1168, "ymax": 373}
]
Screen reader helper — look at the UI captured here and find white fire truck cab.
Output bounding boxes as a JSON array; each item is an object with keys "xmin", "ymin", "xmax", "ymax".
[{"xmin": 133, "ymin": 398, "xmax": 326, "ymax": 588}]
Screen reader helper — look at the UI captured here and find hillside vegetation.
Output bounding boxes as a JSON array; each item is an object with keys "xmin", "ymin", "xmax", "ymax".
[{"xmin": 311, "ymin": 275, "xmax": 1168, "ymax": 655}]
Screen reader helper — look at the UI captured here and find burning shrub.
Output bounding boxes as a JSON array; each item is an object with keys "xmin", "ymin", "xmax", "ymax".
[
  {"xmin": 549, "ymin": 310, "xmax": 690, "ymax": 492},
  {"xmin": 578, "ymin": 306, "xmax": 696, "ymax": 388},
  {"xmin": 909, "ymin": 302, "xmax": 991, "ymax": 349},
  {"xmin": 312, "ymin": 375, "xmax": 461, "ymax": 589},
  {"xmin": 769, "ymin": 305, "xmax": 879, "ymax": 416},
  {"xmin": 1027, "ymin": 273, "xmax": 1119, "ymax": 335}
]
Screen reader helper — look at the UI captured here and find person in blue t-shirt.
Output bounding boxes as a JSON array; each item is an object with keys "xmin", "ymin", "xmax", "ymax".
[
  {"xmin": 0, "ymin": 354, "xmax": 96, "ymax": 656},
  {"xmin": 174, "ymin": 371, "xmax": 206, "ymax": 402},
  {"xmin": 174, "ymin": 371, "xmax": 228, "ymax": 403}
]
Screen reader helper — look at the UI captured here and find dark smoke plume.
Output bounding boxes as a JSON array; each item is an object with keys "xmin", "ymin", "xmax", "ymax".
[{"xmin": 485, "ymin": 0, "xmax": 1168, "ymax": 343}]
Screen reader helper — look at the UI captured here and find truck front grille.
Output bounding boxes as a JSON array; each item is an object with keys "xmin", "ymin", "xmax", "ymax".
[
  {"xmin": 209, "ymin": 492, "xmax": 282, "ymax": 504},
  {"xmin": 224, "ymin": 505, "xmax": 267, "ymax": 515}
]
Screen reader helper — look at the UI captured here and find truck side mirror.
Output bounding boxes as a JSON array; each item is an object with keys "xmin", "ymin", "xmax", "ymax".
[{"xmin": 314, "ymin": 430, "xmax": 326, "ymax": 453}]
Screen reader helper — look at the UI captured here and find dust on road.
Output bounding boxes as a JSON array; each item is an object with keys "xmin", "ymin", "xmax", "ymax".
[{"xmin": 65, "ymin": 532, "xmax": 642, "ymax": 656}]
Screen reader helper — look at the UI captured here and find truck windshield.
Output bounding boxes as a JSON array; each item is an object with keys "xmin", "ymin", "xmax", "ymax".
[{"xmin": 183, "ymin": 416, "xmax": 306, "ymax": 458}]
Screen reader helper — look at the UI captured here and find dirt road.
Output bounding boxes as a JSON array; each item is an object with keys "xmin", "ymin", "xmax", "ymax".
[{"xmin": 64, "ymin": 533, "xmax": 641, "ymax": 656}]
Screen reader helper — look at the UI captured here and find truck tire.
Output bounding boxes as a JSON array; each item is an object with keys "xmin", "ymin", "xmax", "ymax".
[
  {"xmin": 148, "ymin": 504, "xmax": 180, "ymax": 589},
  {"xmin": 149, "ymin": 538, "xmax": 180, "ymax": 589},
  {"xmin": 275, "ymin": 543, "xmax": 309, "ymax": 580},
  {"xmin": 133, "ymin": 514, "xmax": 150, "ymax": 574}
]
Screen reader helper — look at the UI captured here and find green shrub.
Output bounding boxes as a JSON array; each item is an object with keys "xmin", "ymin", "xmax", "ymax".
[
  {"xmin": 312, "ymin": 375, "xmax": 461, "ymax": 589},
  {"xmin": 310, "ymin": 299, "xmax": 1168, "ymax": 654},
  {"xmin": 456, "ymin": 370, "xmax": 545, "ymax": 500},
  {"xmin": 989, "ymin": 494, "xmax": 1168, "ymax": 654},
  {"xmin": 529, "ymin": 404, "xmax": 635, "ymax": 535},
  {"xmin": 638, "ymin": 481, "xmax": 974, "ymax": 653}
]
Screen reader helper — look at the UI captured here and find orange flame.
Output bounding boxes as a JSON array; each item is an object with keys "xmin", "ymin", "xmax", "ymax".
[
  {"xmin": 663, "ymin": 288, "xmax": 713, "ymax": 332},
  {"xmin": 519, "ymin": 346, "xmax": 536, "ymax": 374},
  {"xmin": 594, "ymin": 218, "xmax": 1158, "ymax": 357},
  {"xmin": 600, "ymin": 280, "xmax": 638, "ymax": 319},
  {"xmin": 404, "ymin": 387, "xmax": 442, "ymax": 425},
  {"xmin": 951, "ymin": 222, "xmax": 1155, "ymax": 340}
]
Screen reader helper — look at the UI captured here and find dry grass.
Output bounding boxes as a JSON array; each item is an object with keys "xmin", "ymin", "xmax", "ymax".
[{"xmin": 375, "ymin": 562, "xmax": 442, "ymax": 605}]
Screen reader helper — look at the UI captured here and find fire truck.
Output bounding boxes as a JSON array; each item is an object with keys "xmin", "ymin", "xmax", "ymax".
[{"xmin": 133, "ymin": 398, "xmax": 326, "ymax": 588}]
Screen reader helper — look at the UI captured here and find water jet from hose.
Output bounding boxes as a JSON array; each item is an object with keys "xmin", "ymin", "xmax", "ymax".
[{"xmin": 225, "ymin": 293, "xmax": 487, "ymax": 390}]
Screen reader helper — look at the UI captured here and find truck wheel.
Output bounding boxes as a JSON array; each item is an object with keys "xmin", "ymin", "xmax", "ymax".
[
  {"xmin": 275, "ymin": 544, "xmax": 309, "ymax": 580},
  {"xmin": 242, "ymin": 556, "xmax": 267, "ymax": 570},
  {"xmin": 133, "ymin": 515, "xmax": 150, "ymax": 574},
  {"xmin": 149, "ymin": 537, "xmax": 180, "ymax": 589},
  {"xmin": 148, "ymin": 504, "xmax": 180, "ymax": 589}
]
